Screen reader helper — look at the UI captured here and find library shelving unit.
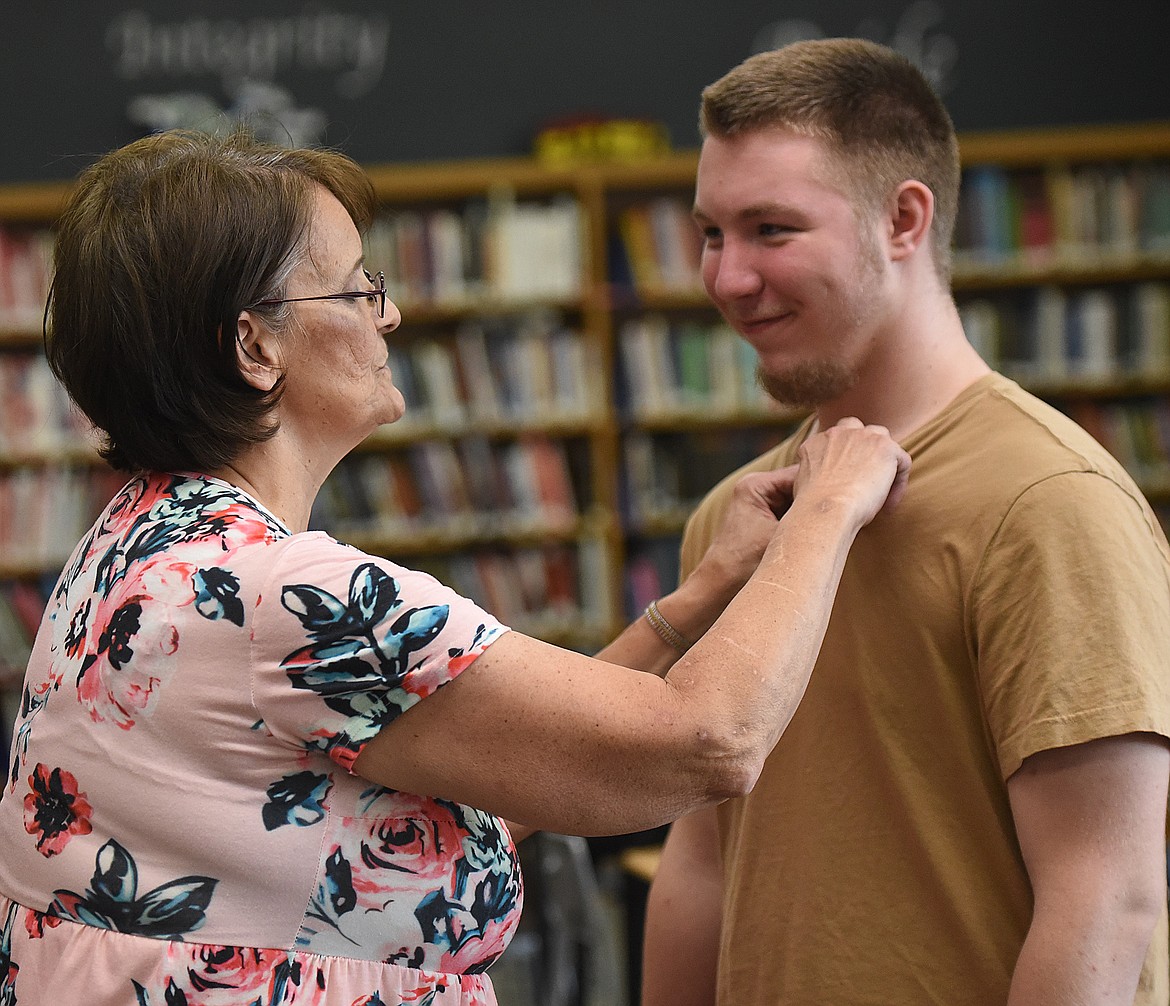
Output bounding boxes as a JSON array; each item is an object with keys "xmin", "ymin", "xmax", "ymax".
[{"xmin": 1, "ymin": 122, "xmax": 1169, "ymax": 736}]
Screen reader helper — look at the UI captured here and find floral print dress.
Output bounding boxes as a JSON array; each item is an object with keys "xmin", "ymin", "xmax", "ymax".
[{"xmin": 0, "ymin": 473, "xmax": 519, "ymax": 1005}]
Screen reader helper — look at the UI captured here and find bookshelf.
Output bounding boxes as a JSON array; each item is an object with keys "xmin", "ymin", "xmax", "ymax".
[{"xmin": 2, "ymin": 122, "xmax": 1170, "ymax": 755}]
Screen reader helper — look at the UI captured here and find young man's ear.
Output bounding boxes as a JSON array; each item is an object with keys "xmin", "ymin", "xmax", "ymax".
[
  {"xmin": 232, "ymin": 311, "xmax": 283, "ymax": 392},
  {"xmin": 886, "ymin": 180, "xmax": 934, "ymax": 261}
]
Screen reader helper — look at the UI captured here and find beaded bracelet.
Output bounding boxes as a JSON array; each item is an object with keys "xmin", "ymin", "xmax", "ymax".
[{"xmin": 644, "ymin": 598, "xmax": 689, "ymax": 653}]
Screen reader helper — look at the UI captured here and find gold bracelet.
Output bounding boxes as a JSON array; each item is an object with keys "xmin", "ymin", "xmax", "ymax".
[{"xmin": 644, "ymin": 599, "xmax": 689, "ymax": 653}]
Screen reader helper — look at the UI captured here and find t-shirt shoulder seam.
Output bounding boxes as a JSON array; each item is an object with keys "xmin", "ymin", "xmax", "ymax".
[{"xmin": 964, "ymin": 467, "xmax": 1160, "ymax": 653}]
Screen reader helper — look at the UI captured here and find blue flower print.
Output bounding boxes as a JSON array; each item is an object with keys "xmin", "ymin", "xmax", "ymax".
[
  {"xmin": 456, "ymin": 804, "xmax": 516, "ymax": 877},
  {"xmin": 131, "ymin": 950, "xmax": 310, "ymax": 1005},
  {"xmin": 96, "ymin": 601, "xmax": 142, "ymax": 670},
  {"xmin": 8, "ymin": 680, "xmax": 59, "ymax": 791},
  {"xmin": 192, "ymin": 567, "xmax": 245, "ymax": 626},
  {"xmin": 48, "ymin": 838, "xmax": 218, "ymax": 939},
  {"xmin": 300, "ymin": 847, "xmax": 358, "ymax": 943},
  {"xmin": 261, "ymin": 771, "xmax": 332, "ymax": 831},
  {"xmin": 280, "ymin": 563, "xmax": 450, "ymax": 750},
  {"xmin": 85, "ymin": 475, "xmax": 283, "ymax": 602}
]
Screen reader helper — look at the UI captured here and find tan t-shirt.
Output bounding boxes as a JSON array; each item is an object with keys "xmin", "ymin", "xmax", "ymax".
[{"xmin": 681, "ymin": 374, "xmax": 1170, "ymax": 1005}]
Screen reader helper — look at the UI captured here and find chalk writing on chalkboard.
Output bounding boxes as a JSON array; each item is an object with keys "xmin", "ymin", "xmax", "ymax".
[
  {"xmin": 103, "ymin": 8, "xmax": 391, "ymax": 145},
  {"xmin": 751, "ymin": 0, "xmax": 958, "ymax": 94}
]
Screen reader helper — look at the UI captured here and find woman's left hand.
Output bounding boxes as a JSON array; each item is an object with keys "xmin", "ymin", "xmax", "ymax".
[{"xmin": 688, "ymin": 464, "xmax": 798, "ymax": 599}]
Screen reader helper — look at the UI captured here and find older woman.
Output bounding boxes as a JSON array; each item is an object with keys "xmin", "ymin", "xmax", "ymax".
[{"xmin": 0, "ymin": 129, "xmax": 907, "ymax": 1004}]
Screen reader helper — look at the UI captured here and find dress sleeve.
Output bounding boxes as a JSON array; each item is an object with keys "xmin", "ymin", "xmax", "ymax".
[
  {"xmin": 250, "ymin": 534, "xmax": 509, "ymax": 772},
  {"xmin": 972, "ymin": 470, "xmax": 1170, "ymax": 779}
]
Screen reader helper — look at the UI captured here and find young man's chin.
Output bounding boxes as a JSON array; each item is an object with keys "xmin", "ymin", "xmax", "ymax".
[{"xmin": 757, "ymin": 361, "xmax": 857, "ymax": 409}]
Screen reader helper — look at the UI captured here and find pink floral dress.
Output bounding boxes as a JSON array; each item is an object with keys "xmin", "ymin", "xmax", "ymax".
[{"xmin": 0, "ymin": 473, "xmax": 519, "ymax": 1004}]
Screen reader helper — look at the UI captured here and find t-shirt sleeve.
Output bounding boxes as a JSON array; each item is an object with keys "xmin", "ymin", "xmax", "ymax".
[
  {"xmin": 250, "ymin": 534, "xmax": 509, "ymax": 772},
  {"xmin": 973, "ymin": 470, "xmax": 1170, "ymax": 779}
]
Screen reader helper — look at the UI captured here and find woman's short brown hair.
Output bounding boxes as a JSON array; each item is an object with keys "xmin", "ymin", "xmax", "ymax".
[
  {"xmin": 700, "ymin": 38, "xmax": 960, "ymax": 281},
  {"xmin": 45, "ymin": 128, "xmax": 376, "ymax": 473}
]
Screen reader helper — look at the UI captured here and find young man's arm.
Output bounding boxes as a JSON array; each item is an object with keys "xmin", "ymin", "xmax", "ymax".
[
  {"xmin": 1006, "ymin": 732, "xmax": 1169, "ymax": 1004},
  {"xmin": 640, "ymin": 805, "xmax": 723, "ymax": 1006}
]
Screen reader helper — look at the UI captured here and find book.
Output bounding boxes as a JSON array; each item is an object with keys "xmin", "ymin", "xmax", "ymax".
[
  {"xmin": 618, "ymin": 204, "xmax": 662, "ymax": 292},
  {"xmin": 454, "ymin": 323, "xmax": 505, "ymax": 422},
  {"xmin": 1137, "ymin": 162, "xmax": 1170, "ymax": 253},
  {"xmin": 1129, "ymin": 282, "xmax": 1170, "ymax": 376},
  {"xmin": 1067, "ymin": 288, "xmax": 1117, "ymax": 379},
  {"xmin": 427, "ymin": 208, "xmax": 469, "ymax": 303},
  {"xmin": 649, "ymin": 197, "xmax": 703, "ymax": 292},
  {"xmin": 413, "ymin": 342, "xmax": 466, "ymax": 427},
  {"xmin": 958, "ymin": 166, "xmax": 1013, "ymax": 263},
  {"xmin": 959, "ymin": 298, "xmax": 1002, "ymax": 367},
  {"xmin": 1014, "ymin": 170, "xmax": 1056, "ymax": 263},
  {"xmin": 522, "ymin": 436, "xmax": 578, "ymax": 525}
]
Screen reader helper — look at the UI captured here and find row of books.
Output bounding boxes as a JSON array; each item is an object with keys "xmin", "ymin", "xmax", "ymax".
[
  {"xmin": 621, "ymin": 427, "xmax": 789, "ymax": 531},
  {"xmin": 1063, "ymin": 398, "xmax": 1170, "ymax": 486},
  {"xmin": 313, "ymin": 434, "xmax": 588, "ymax": 540},
  {"xmin": 3, "ymin": 161, "xmax": 1169, "ymax": 337},
  {"xmin": 386, "ymin": 313, "xmax": 604, "ymax": 435},
  {"xmin": 410, "ymin": 539, "xmax": 611, "ymax": 644},
  {"xmin": 604, "ymin": 161, "xmax": 1170, "ymax": 299},
  {"xmin": 614, "ymin": 374, "xmax": 1170, "ymax": 520},
  {"xmin": 0, "ymin": 196, "xmax": 586, "ymax": 334},
  {"xmin": 2, "ymin": 312, "xmax": 605, "ymax": 460},
  {"xmin": 0, "ymin": 226, "xmax": 53, "ymax": 333},
  {"xmin": 611, "ymin": 197, "xmax": 703, "ymax": 296},
  {"xmin": 364, "ymin": 194, "xmax": 584, "ymax": 306},
  {"xmin": 624, "ymin": 536, "xmax": 682, "ymax": 622},
  {"xmin": 0, "ymin": 465, "xmax": 124, "ymax": 572},
  {"xmin": 954, "ymin": 160, "xmax": 1170, "ymax": 265},
  {"xmin": 616, "ymin": 315, "xmax": 785, "ymax": 421},
  {"xmin": 0, "ymin": 351, "xmax": 95, "ymax": 457},
  {"xmin": 959, "ymin": 281, "xmax": 1170, "ymax": 382}
]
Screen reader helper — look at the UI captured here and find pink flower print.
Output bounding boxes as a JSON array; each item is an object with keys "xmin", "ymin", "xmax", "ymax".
[
  {"xmin": 23, "ymin": 907, "xmax": 62, "ymax": 941},
  {"xmin": 440, "ymin": 913, "xmax": 515, "ymax": 975},
  {"xmin": 23, "ymin": 763, "xmax": 93, "ymax": 857},
  {"xmin": 139, "ymin": 943, "xmax": 323, "ymax": 1006},
  {"xmin": 103, "ymin": 476, "xmax": 164, "ymax": 534},
  {"xmin": 358, "ymin": 809, "xmax": 469, "ymax": 891},
  {"xmin": 175, "ymin": 945, "xmax": 278, "ymax": 1004},
  {"xmin": 75, "ymin": 555, "xmax": 195, "ymax": 728}
]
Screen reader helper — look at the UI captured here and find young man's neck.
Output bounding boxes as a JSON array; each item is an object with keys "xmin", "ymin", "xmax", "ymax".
[{"xmin": 813, "ymin": 296, "xmax": 990, "ymax": 441}]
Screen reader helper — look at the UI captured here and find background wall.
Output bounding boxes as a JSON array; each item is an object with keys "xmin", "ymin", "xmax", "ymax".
[{"xmin": 2, "ymin": 0, "xmax": 1168, "ymax": 183}]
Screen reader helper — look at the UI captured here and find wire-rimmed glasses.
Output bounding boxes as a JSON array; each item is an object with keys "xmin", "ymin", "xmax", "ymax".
[{"xmin": 248, "ymin": 270, "xmax": 387, "ymax": 318}]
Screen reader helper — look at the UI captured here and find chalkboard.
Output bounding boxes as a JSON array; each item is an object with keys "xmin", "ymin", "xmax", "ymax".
[{"xmin": 2, "ymin": 0, "xmax": 1168, "ymax": 183}]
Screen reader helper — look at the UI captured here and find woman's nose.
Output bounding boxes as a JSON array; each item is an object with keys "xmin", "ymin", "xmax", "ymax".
[{"xmin": 379, "ymin": 297, "xmax": 402, "ymax": 334}]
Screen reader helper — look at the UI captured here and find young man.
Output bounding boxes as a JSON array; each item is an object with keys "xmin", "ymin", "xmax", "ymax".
[{"xmin": 640, "ymin": 38, "xmax": 1170, "ymax": 1005}]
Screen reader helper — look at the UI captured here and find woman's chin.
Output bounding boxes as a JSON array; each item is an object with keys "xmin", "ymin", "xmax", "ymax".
[{"xmin": 376, "ymin": 387, "xmax": 407, "ymax": 427}]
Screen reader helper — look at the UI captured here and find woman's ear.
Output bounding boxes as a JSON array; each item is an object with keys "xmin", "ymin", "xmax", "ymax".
[
  {"xmin": 886, "ymin": 179, "xmax": 934, "ymax": 262},
  {"xmin": 233, "ymin": 311, "xmax": 284, "ymax": 392}
]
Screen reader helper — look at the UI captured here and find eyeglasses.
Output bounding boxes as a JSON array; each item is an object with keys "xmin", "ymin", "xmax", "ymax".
[{"xmin": 249, "ymin": 270, "xmax": 387, "ymax": 318}]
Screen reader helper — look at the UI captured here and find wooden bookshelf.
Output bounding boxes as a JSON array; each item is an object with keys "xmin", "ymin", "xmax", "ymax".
[{"xmin": 1, "ymin": 121, "xmax": 1169, "ymax": 681}]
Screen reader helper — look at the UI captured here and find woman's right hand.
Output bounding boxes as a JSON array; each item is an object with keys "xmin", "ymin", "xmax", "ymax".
[{"xmin": 793, "ymin": 417, "xmax": 911, "ymax": 528}]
